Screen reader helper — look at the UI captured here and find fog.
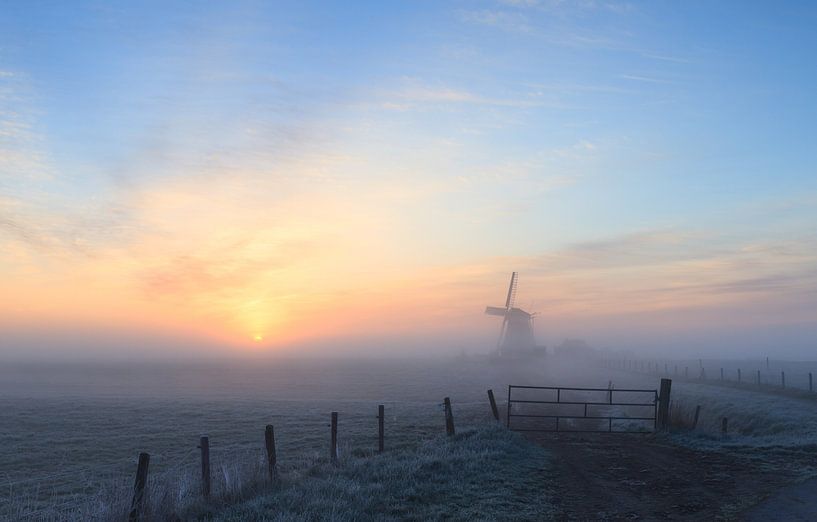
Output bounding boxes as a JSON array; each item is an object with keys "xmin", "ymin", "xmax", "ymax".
[{"xmin": 2, "ymin": 301, "xmax": 816, "ymax": 363}]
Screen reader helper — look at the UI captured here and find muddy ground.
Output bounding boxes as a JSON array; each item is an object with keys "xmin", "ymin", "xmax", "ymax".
[{"xmin": 528, "ymin": 433, "xmax": 813, "ymax": 521}]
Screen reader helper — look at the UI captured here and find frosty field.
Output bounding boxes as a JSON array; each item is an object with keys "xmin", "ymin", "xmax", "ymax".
[
  {"xmin": 4, "ymin": 356, "xmax": 817, "ymax": 520},
  {"xmin": 0, "ymin": 357, "xmax": 554, "ymax": 519}
]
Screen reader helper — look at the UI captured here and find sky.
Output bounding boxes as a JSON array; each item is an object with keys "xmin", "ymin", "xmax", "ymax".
[{"xmin": 1, "ymin": 1, "xmax": 816, "ymax": 360}]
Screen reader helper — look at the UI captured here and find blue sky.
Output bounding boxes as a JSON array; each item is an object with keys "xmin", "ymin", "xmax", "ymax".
[{"xmin": 1, "ymin": 1, "xmax": 816, "ymax": 357}]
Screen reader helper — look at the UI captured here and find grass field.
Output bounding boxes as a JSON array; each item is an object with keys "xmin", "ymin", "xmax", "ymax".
[
  {"xmin": 0, "ymin": 357, "xmax": 551, "ymax": 520},
  {"xmin": 5, "ymin": 355, "xmax": 817, "ymax": 520}
]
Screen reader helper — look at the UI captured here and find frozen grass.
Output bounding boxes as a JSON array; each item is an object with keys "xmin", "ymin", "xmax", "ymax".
[
  {"xmin": 10, "ymin": 356, "xmax": 817, "ymax": 519},
  {"xmin": 598, "ymin": 365, "xmax": 817, "ymax": 448},
  {"xmin": 2, "ymin": 426, "xmax": 553, "ymax": 521},
  {"xmin": 668, "ymin": 381, "xmax": 817, "ymax": 449},
  {"xmin": 0, "ymin": 357, "xmax": 550, "ymax": 520},
  {"xmin": 208, "ymin": 425, "xmax": 554, "ymax": 522}
]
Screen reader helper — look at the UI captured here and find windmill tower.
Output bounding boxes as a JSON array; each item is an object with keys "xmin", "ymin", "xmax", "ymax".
[{"xmin": 485, "ymin": 272, "xmax": 536, "ymax": 356}]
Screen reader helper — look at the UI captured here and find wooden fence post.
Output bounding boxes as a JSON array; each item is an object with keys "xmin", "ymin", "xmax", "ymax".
[
  {"xmin": 738, "ymin": 368, "xmax": 741, "ymax": 383},
  {"xmin": 781, "ymin": 371, "xmax": 786, "ymax": 389},
  {"xmin": 330, "ymin": 412, "xmax": 338, "ymax": 462},
  {"xmin": 487, "ymin": 390, "xmax": 499, "ymax": 421},
  {"xmin": 810, "ymin": 372, "xmax": 813, "ymax": 392},
  {"xmin": 657, "ymin": 379, "xmax": 671, "ymax": 431},
  {"xmin": 265, "ymin": 425, "xmax": 277, "ymax": 480},
  {"xmin": 766, "ymin": 356, "xmax": 770, "ymax": 370},
  {"xmin": 506, "ymin": 385, "xmax": 512, "ymax": 428},
  {"xmin": 377, "ymin": 405, "xmax": 385, "ymax": 452},
  {"xmin": 720, "ymin": 368, "xmax": 724, "ymax": 381},
  {"xmin": 128, "ymin": 452, "xmax": 150, "ymax": 522},
  {"xmin": 199, "ymin": 436, "xmax": 210, "ymax": 498},
  {"xmin": 692, "ymin": 405, "xmax": 701, "ymax": 430},
  {"xmin": 444, "ymin": 397, "xmax": 455, "ymax": 436},
  {"xmin": 757, "ymin": 369, "xmax": 761, "ymax": 386}
]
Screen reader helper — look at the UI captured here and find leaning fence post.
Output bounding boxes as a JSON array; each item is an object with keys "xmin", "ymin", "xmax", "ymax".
[
  {"xmin": 487, "ymin": 390, "xmax": 499, "ymax": 421},
  {"xmin": 377, "ymin": 405, "xmax": 385, "ymax": 452},
  {"xmin": 128, "ymin": 452, "xmax": 150, "ymax": 522},
  {"xmin": 265, "ymin": 425, "xmax": 277, "ymax": 480},
  {"xmin": 444, "ymin": 397, "xmax": 455, "ymax": 436},
  {"xmin": 198, "ymin": 436, "xmax": 210, "ymax": 498},
  {"xmin": 657, "ymin": 378, "xmax": 671, "ymax": 431},
  {"xmin": 692, "ymin": 405, "xmax": 701, "ymax": 430}
]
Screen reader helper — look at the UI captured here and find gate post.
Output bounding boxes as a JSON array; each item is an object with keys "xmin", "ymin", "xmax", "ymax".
[
  {"xmin": 506, "ymin": 385, "xmax": 512, "ymax": 428},
  {"xmin": 657, "ymin": 378, "xmax": 672, "ymax": 431}
]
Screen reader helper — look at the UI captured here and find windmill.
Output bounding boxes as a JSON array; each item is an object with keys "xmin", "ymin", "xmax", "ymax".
[{"xmin": 485, "ymin": 272, "xmax": 536, "ymax": 356}]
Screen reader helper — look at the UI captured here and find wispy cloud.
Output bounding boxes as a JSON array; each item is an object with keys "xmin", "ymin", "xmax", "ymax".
[
  {"xmin": 640, "ymin": 52, "xmax": 691, "ymax": 64},
  {"xmin": 379, "ymin": 82, "xmax": 541, "ymax": 110},
  {"xmin": 619, "ymin": 74, "xmax": 674, "ymax": 84},
  {"xmin": 459, "ymin": 9, "xmax": 533, "ymax": 33},
  {"xmin": 505, "ymin": 228, "xmax": 817, "ymax": 318}
]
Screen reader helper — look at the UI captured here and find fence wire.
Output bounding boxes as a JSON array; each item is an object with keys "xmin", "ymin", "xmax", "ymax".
[
  {"xmin": 604, "ymin": 358, "xmax": 817, "ymax": 396},
  {"xmin": 1, "ymin": 395, "xmax": 500, "ymax": 520}
]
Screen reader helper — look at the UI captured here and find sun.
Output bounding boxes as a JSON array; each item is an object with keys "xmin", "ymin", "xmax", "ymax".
[{"xmin": 253, "ymin": 334, "xmax": 263, "ymax": 342}]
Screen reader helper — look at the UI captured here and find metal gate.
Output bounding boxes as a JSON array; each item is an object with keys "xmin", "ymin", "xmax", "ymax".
[{"xmin": 507, "ymin": 385, "xmax": 658, "ymax": 433}]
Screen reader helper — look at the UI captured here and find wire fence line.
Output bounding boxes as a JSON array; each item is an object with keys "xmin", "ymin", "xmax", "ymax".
[
  {"xmin": 2, "ymin": 394, "xmax": 502, "ymax": 520},
  {"xmin": 603, "ymin": 358, "xmax": 817, "ymax": 396}
]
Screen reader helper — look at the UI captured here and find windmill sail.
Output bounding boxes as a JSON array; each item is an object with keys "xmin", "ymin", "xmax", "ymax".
[{"xmin": 485, "ymin": 306, "xmax": 509, "ymax": 316}]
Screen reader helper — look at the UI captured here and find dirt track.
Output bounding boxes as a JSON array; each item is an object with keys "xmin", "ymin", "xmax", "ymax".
[{"xmin": 530, "ymin": 434, "xmax": 794, "ymax": 521}]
